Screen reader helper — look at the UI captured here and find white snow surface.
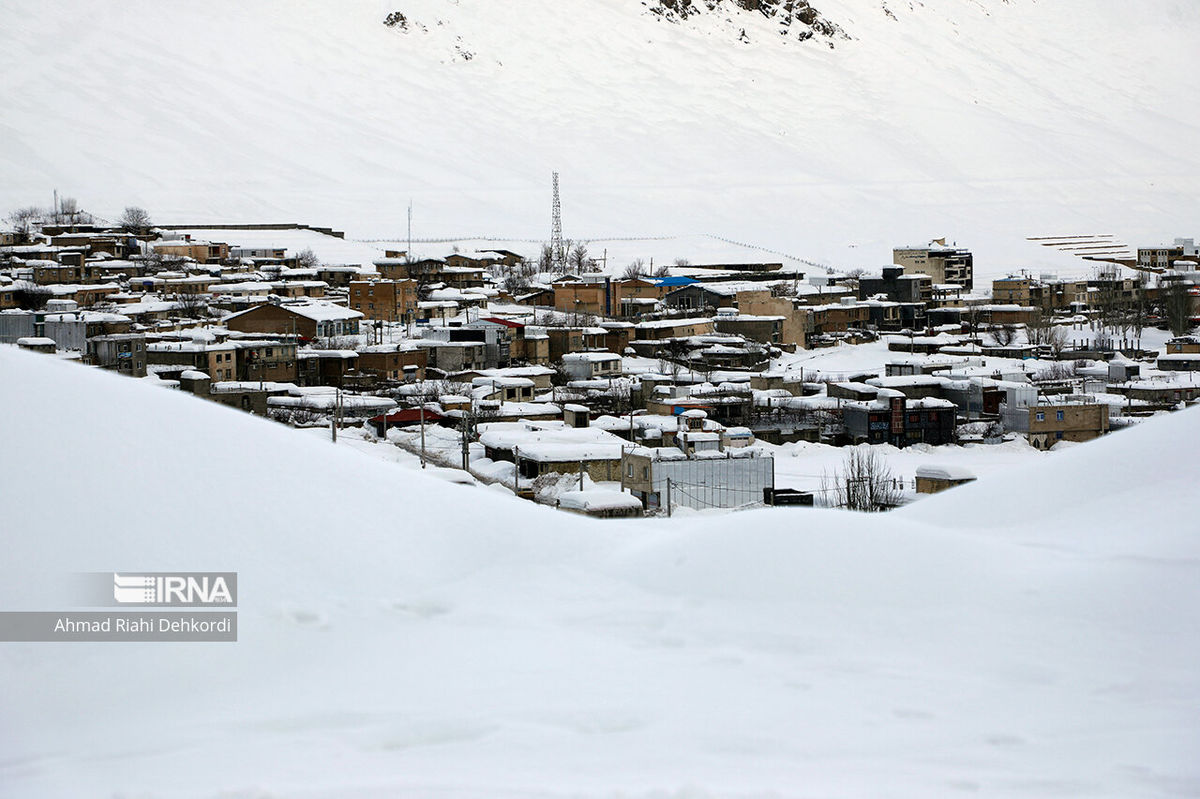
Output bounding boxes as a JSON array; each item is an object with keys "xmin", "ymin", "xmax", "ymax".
[
  {"xmin": 1, "ymin": 0, "xmax": 1197, "ymax": 277},
  {"xmin": 1, "ymin": 347, "xmax": 1199, "ymax": 796}
]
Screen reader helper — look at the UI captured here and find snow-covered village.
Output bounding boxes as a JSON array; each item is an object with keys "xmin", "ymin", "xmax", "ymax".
[
  {"xmin": 2, "ymin": 1, "xmax": 1198, "ymax": 797},
  {"xmin": 4, "ymin": 210, "xmax": 1200, "ymax": 515}
]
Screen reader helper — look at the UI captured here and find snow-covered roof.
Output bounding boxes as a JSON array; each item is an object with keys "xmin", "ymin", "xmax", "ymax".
[
  {"xmin": 146, "ymin": 341, "xmax": 236, "ymax": 353},
  {"xmin": 557, "ymin": 490, "xmax": 643, "ymax": 512},
  {"xmin": 210, "ymin": 381, "xmax": 298, "ymax": 393},
  {"xmin": 224, "ymin": 301, "xmax": 362, "ymax": 323},
  {"xmin": 562, "ymin": 352, "xmax": 622, "ymax": 363},
  {"xmin": 635, "ymin": 317, "xmax": 713, "ymax": 329},
  {"xmin": 479, "ymin": 423, "xmax": 624, "ymax": 461},
  {"xmin": 915, "ymin": 465, "xmax": 977, "ymax": 481},
  {"xmin": 906, "ymin": 397, "xmax": 958, "ymax": 410}
]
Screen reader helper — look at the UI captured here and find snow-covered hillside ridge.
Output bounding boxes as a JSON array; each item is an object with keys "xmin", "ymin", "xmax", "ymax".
[
  {"xmin": 1, "ymin": 346, "xmax": 1198, "ymax": 797},
  {"xmin": 0, "ymin": 0, "xmax": 1197, "ymax": 271}
]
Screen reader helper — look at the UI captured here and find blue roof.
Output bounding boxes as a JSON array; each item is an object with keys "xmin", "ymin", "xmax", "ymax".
[{"xmin": 649, "ymin": 276, "xmax": 697, "ymax": 287}]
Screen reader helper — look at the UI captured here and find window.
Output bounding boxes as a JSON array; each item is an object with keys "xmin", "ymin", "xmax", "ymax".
[
  {"xmin": 1056, "ymin": 410, "xmax": 1064, "ymax": 421},
  {"xmin": 266, "ymin": 348, "xmax": 273, "ymax": 357},
  {"xmin": 1055, "ymin": 431, "xmax": 1064, "ymax": 440},
  {"xmin": 1035, "ymin": 411, "xmax": 1045, "ymax": 421},
  {"xmin": 627, "ymin": 464, "xmax": 633, "ymax": 478}
]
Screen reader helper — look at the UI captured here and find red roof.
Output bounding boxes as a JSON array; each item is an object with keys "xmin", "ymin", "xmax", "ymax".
[
  {"xmin": 370, "ymin": 409, "xmax": 446, "ymax": 425},
  {"xmin": 481, "ymin": 317, "xmax": 524, "ymax": 329}
]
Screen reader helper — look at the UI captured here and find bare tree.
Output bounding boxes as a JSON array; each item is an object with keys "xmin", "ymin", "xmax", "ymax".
[
  {"xmin": 12, "ymin": 283, "xmax": 53, "ymax": 310},
  {"xmin": 1045, "ymin": 324, "xmax": 1068, "ymax": 356},
  {"xmin": 6, "ymin": 206, "xmax": 41, "ymax": 241},
  {"xmin": 653, "ymin": 263, "xmax": 671, "ymax": 278},
  {"xmin": 174, "ymin": 292, "xmax": 209, "ymax": 320},
  {"xmin": 992, "ymin": 324, "xmax": 1017, "ymax": 347},
  {"xmin": 136, "ymin": 250, "xmax": 187, "ymax": 275},
  {"xmin": 537, "ymin": 243, "xmax": 554, "ymax": 273},
  {"xmin": 822, "ymin": 446, "xmax": 901, "ymax": 511},
  {"xmin": 673, "ymin": 258, "xmax": 691, "ymax": 268},
  {"xmin": 57, "ymin": 196, "xmax": 81, "ymax": 230},
  {"xmin": 841, "ymin": 268, "xmax": 867, "ymax": 296},
  {"xmin": 568, "ymin": 241, "xmax": 594, "ymax": 273},
  {"xmin": 501, "ymin": 270, "xmax": 531, "ymax": 296},
  {"xmin": 118, "ymin": 206, "xmax": 153, "ymax": 235},
  {"xmin": 317, "ymin": 334, "xmax": 360, "ymax": 351},
  {"xmin": 1033, "ymin": 361, "xmax": 1077, "ymax": 383},
  {"xmin": 296, "ymin": 247, "xmax": 320, "ymax": 269},
  {"xmin": 1164, "ymin": 280, "xmax": 1195, "ymax": 336},
  {"xmin": 622, "ymin": 258, "xmax": 647, "ymax": 281},
  {"xmin": 1026, "ymin": 309, "xmax": 1050, "ymax": 346},
  {"xmin": 963, "ymin": 304, "xmax": 983, "ymax": 338}
]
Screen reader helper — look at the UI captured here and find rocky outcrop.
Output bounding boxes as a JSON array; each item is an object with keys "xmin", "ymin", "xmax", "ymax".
[{"xmin": 648, "ymin": 0, "xmax": 847, "ymax": 43}]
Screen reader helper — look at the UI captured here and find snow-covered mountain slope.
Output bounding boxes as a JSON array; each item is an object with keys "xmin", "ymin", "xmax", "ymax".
[
  {"xmin": 0, "ymin": 0, "xmax": 1197, "ymax": 272},
  {"xmin": 1, "ymin": 346, "xmax": 1198, "ymax": 797}
]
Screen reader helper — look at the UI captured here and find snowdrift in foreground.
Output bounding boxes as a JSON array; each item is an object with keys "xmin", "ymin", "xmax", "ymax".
[{"xmin": 0, "ymin": 346, "xmax": 1197, "ymax": 798}]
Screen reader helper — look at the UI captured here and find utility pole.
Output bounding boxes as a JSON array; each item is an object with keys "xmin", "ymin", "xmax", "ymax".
[
  {"xmin": 460, "ymin": 408, "xmax": 471, "ymax": 471},
  {"xmin": 407, "ymin": 200, "xmax": 413, "ymax": 260},
  {"xmin": 419, "ymin": 400, "xmax": 427, "ymax": 468},
  {"xmin": 331, "ymin": 388, "xmax": 342, "ymax": 443},
  {"xmin": 578, "ymin": 462, "xmax": 585, "ymax": 491},
  {"xmin": 666, "ymin": 478, "xmax": 673, "ymax": 517}
]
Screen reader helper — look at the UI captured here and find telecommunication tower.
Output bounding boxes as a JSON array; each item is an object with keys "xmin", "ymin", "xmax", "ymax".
[{"xmin": 550, "ymin": 171, "xmax": 565, "ymax": 272}]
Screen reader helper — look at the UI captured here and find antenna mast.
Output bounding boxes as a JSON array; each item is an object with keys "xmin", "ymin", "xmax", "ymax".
[{"xmin": 550, "ymin": 171, "xmax": 564, "ymax": 273}]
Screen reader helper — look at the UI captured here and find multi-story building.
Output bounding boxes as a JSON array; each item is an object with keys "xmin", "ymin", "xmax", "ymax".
[
  {"xmin": 843, "ymin": 394, "xmax": 957, "ymax": 447},
  {"xmin": 1014, "ymin": 400, "xmax": 1110, "ymax": 450},
  {"xmin": 355, "ymin": 345, "xmax": 427, "ymax": 382},
  {"xmin": 152, "ymin": 238, "xmax": 230, "ymax": 264},
  {"xmin": 349, "ymin": 278, "xmax": 418, "ymax": 322},
  {"xmin": 232, "ymin": 340, "xmax": 298, "ymax": 383},
  {"xmin": 223, "ymin": 301, "xmax": 363, "ymax": 340},
  {"xmin": 733, "ymin": 289, "xmax": 810, "ymax": 349},
  {"xmin": 808, "ymin": 299, "xmax": 870, "ymax": 335},
  {"xmin": 993, "ymin": 275, "xmax": 1090, "ymax": 313},
  {"xmin": 893, "ymin": 239, "xmax": 974, "ymax": 290},
  {"xmin": 146, "ymin": 340, "xmax": 238, "ymax": 381},
  {"xmin": 858, "ymin": 266, "xmax": 933, "ymax": 305},
  {"xmin": 86, "ymin": 333, "xmax": 148, "ymax": 377},
  {"xmin": 31, "ymin": 255, "xmax": 102, "ymax": 285},
  {"xmin": 713, "ymin": 312, "xmax": 786, "ymax": 347},
  {"xmin": 1138, "ymin": 243, "xmax": 1190, "ymax": 271},
  {"xmin": 553, "ymin": 275, "xmax": 608, "ymax": 317}
]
